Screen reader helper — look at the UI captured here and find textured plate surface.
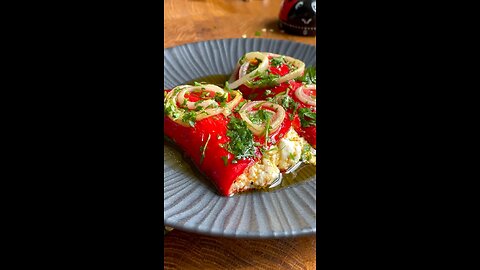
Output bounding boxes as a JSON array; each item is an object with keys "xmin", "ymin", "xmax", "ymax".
[{"xmin": 164, "ymin": 38, "xmax": 316, "ymax": 238}]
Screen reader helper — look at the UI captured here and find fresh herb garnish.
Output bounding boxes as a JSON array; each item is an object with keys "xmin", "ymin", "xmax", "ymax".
[
  {"xmin": 298, "ymin": 107, "xmax": 316, "ymax": 127},
  {"xmin": 239, "ymin": 54, "xmax": 246, "ymax": 65},
  {"xmin": 234, "ymin": 100, "xmax": 247, "ymax": 113},
  {"xmin": 221, "ymin": 156, "xmax": 228, "ymax": 166},
  {"xmin": 298, "ymin": 66, "xmax": 316, "ymax": 84},
  {"xmin": 164, "ymin": 98, "xmax": 181, "ymax": 119},
  {"xmin": 226, "ymin": 117, "xmax": 256, "ymax": 161},
  {"xmin": 181, "ymin": 111, "xmax": 197, "ymax": 127},
  {"xmin": 264, "ymin": 115, "xmax": 271, "ymax": 147},
  {"xmin": 248, "ymin": 109, "xmax": 272, "ymax": 125},
  {"xmin": 277, "ymin": 94, "xmax": 299, "ymax": 120},
  {"xmin": 199, "ymin": 134, "xmax": 211, "ymax": 164},
  {"xmin": 247, "ymin": 71, "xmax": 280, "ymax": 88},
  {"xmin": 224, "ymin": 81, "xmax": 233, "ymax": 92},
  {"xmin": 301, "ymin": 144, "xmax": 313, "ymax": 161},
  {"xmin": 270, "ymin": 56, "xmax": 285, "ymax": 67},
  {"xmin": 214, "ymin": 92, "xmax": 228, "ymax": 107},
  {"xmin": 200, "ymin": 91, "xmax": 211, "ymax": 98}
]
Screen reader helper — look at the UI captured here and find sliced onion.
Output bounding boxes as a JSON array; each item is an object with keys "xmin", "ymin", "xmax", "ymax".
[
  {"xmin": 177, "ymin": 85, "xmax": 224, "ymax": 110},
  {"xmin": 294, "ymin": 84, "xmax": 316, "ymax": 106},
  {"xmin": 228, "ymin": 52, "xmax": 269, "ymax": 89},
  {"xmin": 239, "ymin": 101, "xmax": 286, "ymax": 136},
  {"xmin": 224, "ymin": 90, "xmax": 242, "ymax": 113},
  {"xmin": 166, "ymin": 84, "xmax": 226, "ymax": 127},
  {"xmin": 238, "ymin": 62, "xmax": 250, "ymax": 78},
  {"xmin": 263, "ymin": 52, "xmax": 305, "ymax": 84}
]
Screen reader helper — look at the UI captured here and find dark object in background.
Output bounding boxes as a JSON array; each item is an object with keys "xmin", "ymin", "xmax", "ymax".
[{"xmin": 279, "ymin": 0, "xmax": 316, "ymax": 36}]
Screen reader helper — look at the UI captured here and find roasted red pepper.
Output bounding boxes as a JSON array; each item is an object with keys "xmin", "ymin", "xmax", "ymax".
[{"xmin": 164, "ymin": 87, "xmax": 292, "ymax": 196}]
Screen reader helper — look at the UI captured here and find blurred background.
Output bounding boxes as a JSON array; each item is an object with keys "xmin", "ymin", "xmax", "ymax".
[{"xmin": 164, "ymin": 0, "xmax": 316, "ymax": 48}]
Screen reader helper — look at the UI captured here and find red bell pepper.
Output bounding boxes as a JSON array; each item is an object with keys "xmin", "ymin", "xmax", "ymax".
[{"xmin": 164, "ymin": 87, "xmax": 292, "ymax": 196}]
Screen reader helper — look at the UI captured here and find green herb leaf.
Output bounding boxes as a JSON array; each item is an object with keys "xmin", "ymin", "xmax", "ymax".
[
  {"xmin": 246, "ymin": 71, "xmax": 280, "ymax": 88},
  {"xmin": 199, "ymin": 134, "xmax": 211, "ymax": 164},
  {"xmin": 248, "ymin": 109, "xmax": 272, "ymax": 125},
  {"xmin": 298, "ymin": 107, "xmax": 316, "ymax": 127},
  {"xmin": 181, "ymin": 111, "xmax": 197, "ymax": 127},
  {"xmin": 234, "ymin": 100, "xmax": 247, "ymax": 113},
  {"xmin": 270, "ymin": 56, "xmax": 285, "ymax": 67},
  {"xmin": 226, "ymin": 117, "xmax": 256, "ymax": 160},
  {"xmin": 221, "ymin": 156, "xmax": 228, "ymax": 166},
  {"xmin": 298, "ymin": 66, "xmax": 316, "ymax": 85}
]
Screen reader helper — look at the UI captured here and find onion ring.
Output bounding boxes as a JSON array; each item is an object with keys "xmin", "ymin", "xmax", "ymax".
[
  {"xmin": 165, "ymin": 84, "xmax": 241, "ymax": 127},
  {"xmin": 262, "ymin": 52, "xmax": 305, "ymax": 85},
  {"xmin": 294, "ymin": 84, "xmax": 316, "ymax": 106},
  {"xmin": 239, "ymin": 101, "xmax": 286, "ymax": 136},
  {"xmin": 228, "ymin": 52, "xmax": 269, "ymax": 89}
]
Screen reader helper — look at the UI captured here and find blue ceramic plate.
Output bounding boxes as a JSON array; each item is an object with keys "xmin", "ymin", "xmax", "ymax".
[{"xmin": 164, "ymin": 38, "xmax": 316, "ymax": 238}]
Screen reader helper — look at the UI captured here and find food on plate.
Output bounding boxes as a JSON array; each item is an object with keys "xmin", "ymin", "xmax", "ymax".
[
  {"xmin": 227, "ymin": 52, "xmax": 305, "ymax": 100},
  {"xmin": 164, "ymin": 52, "xmax": 316, "ymax": 196}
]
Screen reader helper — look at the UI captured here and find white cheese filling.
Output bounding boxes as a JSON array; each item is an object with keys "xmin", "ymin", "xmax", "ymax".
[{"xmin": 230, "ymin": 127, "xmax": 316, "ymax": 194}]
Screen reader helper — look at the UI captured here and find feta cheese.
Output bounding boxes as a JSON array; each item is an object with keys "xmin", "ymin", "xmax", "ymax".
[{"xmin": 230, "ymin": 127, "xmax": 316, "ymax": 194}]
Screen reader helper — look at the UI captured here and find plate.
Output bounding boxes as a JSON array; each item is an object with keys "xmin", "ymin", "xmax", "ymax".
[{"xmin": 164, "ymin": 38, "xmax": 316, "ymax": 238}]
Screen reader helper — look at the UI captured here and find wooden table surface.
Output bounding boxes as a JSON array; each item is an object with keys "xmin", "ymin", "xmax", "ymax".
[{"xmin": 164, "ymin": 0, "xmax": 316, "ymax": 269}]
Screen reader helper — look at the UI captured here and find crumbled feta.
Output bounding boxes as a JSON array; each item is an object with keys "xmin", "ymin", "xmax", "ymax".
[{"xmin": 230, "ymin": 127, "xmax": 316, "ymax": 194}]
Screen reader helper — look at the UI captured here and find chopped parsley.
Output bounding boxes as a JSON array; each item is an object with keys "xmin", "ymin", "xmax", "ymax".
[
  {"xmin": 298, "ymin": 107, "xmax": 316, "ymax": 127},
  {"xmin": 248, "ymin": 109, "xmax": 273, "ymax": 147},
  {"xmin": 226, "ymin": 117, "xmax": 256, "ymax": 161},
  {"xmin": 277, "ymin": 94, "xmax": 299, "ymax": 120},
  {"xmin": 214, "ymin": 92, "xmax": 228, "ymax": 107},
  {"xmin": 270, "ymin": 56, "xmax": 285, "ymax": 67},
  {"xmin": 181, "ymin": 111, "xmax": 197, "ymax": 127},
  {"xmin": 298, "ymin": 66, "xmax": 316, "ymax": 85},
  {"xmin": 164, "ymin": 98, "xmax": 181, "ymax": 119},
  {"xmin": 221, "ymin": 156, "xmax": 228, "ymax": 166},
  {"xmin": 200, "ymin": 91, "xmax": 211, "ymax": 98},
  {"xmin": 248, "ymin": 109, "xmax": 272, "ymax": 125},
  {"xmin": 199, "ymin": 134, "xmax": 211, "ymax": 164},
  {"xmin": 301, "ymin": 144, "xmax": 313, "ymax": 161},
  {"xmin": 224, "ymin": 81, "xmax": 233, "ymax": 92},
  {"xmin": 238, "ymin": 55, "xmax": 246, "ymax": 65},
  {"xmin": 234, "ymin": 100, "xmax": 247, "ymax": 113},
  {"xmin": 247, "ymin": 71, "xmax": 280, "ymax": 88}
]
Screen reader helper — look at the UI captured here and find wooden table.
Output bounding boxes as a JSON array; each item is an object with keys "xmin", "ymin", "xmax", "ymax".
[
  {"xmin": 164, "ymin": 0, "xmax": 316, "ymax": 48},
  {"xmin": 164, "ymin": 0, "xmax": 316, "ymax": 269}
]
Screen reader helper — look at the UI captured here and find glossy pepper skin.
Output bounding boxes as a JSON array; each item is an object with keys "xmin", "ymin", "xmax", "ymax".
[
  {"xmin": 164, "ymin": 91, "xmax": 293, "ymax": 196},
  {"xmin": 287, "ymin": 83, "xmax": 317, "ymax": 149},
  {"xmin": 237, "ymin": 56, "xmax": 293, "ymax": 100},
  {"xmin": 235, "ymin": 56, "xmax": 317, "ymax": 148},
  {"xmin": 164, "ymin": 113, "xmax": 255, "ymax": 196}
]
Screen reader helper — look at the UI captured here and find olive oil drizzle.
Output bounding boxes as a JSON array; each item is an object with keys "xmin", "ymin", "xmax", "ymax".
[{"xmin": 167, "ymin": 74, "xmax": 316, "ymax": 196}]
